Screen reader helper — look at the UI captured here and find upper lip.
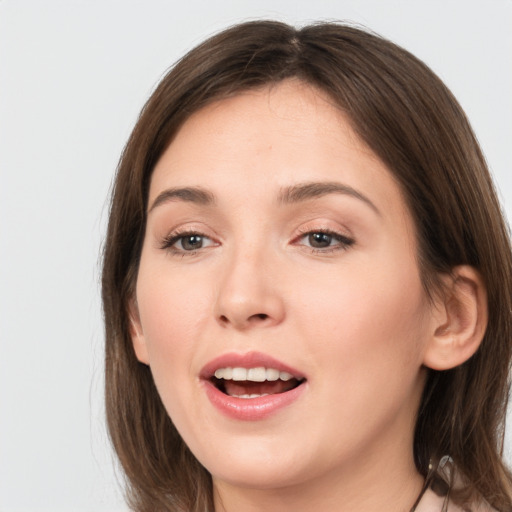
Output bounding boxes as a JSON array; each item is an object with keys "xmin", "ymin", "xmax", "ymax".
[{"xmin": 200, "ymin": 351, "xmax": 306, "ymax": 381}]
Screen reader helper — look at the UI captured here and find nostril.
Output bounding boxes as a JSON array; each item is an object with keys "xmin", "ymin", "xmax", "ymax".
[{"xmin": 216, "ymin": 312, "xmax": 273, "ymax": 328}]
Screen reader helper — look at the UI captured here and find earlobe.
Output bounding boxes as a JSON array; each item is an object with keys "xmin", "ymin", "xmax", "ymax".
[
  {"xmin": 128, "ymin": 298, "xmax": 150, "ymax": 365},
  {"xmin": 423, "ymin": 266, "xmax": 488, "ymax": 371}
]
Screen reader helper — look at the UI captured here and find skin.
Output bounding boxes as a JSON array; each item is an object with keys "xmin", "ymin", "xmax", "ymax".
[{"xmin": 131, "ymin": 80, "xmax": 479, "ymax": 511}]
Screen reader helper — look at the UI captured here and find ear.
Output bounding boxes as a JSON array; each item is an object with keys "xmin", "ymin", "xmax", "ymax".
[
  {"xmin": 423, "ymin": 266, "xmax": 488, "ymax": 371},
  {"xmin": 128, "ymin": 297, "xmax": 150, "ymax": 365}
]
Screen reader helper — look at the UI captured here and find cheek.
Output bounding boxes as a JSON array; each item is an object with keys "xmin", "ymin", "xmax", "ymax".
[
  {"xmin": 293, "ymin": 255, "xmax": 429, "ymax": 375},
  {"xmin": 137, "ymin": 260, "xmax": 212, "ymax": 338},
  {"xmin": 135, "ymin": 263, "xmax": 214, "ymax": 393}
]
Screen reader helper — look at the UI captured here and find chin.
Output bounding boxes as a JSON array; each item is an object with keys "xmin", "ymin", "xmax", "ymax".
[
  {"xmin": 194, "ymin": 437, "xmax": 311, "ymax": 490},
  {"xmin": 210, "ymin": 463, "xmax": 308, "ymax": 491}
]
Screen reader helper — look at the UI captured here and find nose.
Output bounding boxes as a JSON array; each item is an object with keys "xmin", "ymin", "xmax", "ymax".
[{"xmin": 213, "ymin": 246, "xmax": 286, "ymax": 330}]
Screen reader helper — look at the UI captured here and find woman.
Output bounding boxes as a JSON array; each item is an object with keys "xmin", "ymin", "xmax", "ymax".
[{"xmin": 102, "ymin": 21, "xmax": 512, "ymax": 512}]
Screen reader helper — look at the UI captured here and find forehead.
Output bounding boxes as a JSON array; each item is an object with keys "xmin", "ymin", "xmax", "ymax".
[
  {"xmin": 155, "ymin": 82, "xmax": 375, "ymax": 176},
  {"xmin": 169, "ymin": 81, "xmax": 364, "ymax": 153},
  {"xmin": 149, "ymin": 80, "xmax": 407, "ymax": 222}
]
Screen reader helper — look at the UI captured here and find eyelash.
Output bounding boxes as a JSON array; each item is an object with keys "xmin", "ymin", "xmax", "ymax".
[{"xmin": 160, "ymin": 228, "xmax": 355, "ymax": 257}]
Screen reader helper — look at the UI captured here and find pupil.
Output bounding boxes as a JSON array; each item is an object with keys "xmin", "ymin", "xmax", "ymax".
[
  {"xmin": 309, "ymin": 232, "xmax": 331, "ymax": 248},
  {"xmin": 182, "ymin": 235, "xmax": 203, "ymax": 250}
]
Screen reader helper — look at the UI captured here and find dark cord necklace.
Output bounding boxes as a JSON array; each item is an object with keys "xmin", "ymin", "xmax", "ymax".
[{"xmin": 409, "ymin": 476, "xmax": 430, "ymax": 512}]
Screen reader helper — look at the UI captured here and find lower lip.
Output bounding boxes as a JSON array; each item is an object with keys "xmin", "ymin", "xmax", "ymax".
[{"xmin": 202, "ymin": 380, "xmax": 306, "ymax": 421}]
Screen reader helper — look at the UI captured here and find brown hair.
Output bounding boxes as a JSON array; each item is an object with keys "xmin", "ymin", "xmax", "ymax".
[{"xmin": 102, "ymin": 20, "xmax": 512, "ymax": 511}]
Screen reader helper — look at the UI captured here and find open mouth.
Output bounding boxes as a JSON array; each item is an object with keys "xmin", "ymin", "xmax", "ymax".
[{"xmin": 211, "ymin": 367, "xmax": 306, "ymax": 399}]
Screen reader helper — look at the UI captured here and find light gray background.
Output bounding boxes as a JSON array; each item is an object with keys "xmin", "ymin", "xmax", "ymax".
[{"xmin": 1, "ymin": 1, "xmax": 511, "ymax": 511}]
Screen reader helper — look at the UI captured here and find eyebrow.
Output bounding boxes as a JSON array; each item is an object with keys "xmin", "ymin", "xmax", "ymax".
[
  {"xmin": 148, "ymin": 181, "xmax": 380, "ymax": 215},
  {"xmin": 148, "ymin": 186, "xmax": 216, "ymax": 213},
  {"xmin": 278, "ymin": 181, "xmax": 380, "ymax": 215}
]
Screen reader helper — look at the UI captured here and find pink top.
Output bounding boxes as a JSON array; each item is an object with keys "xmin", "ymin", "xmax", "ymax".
[{"xmin": 415, "ymin": 485, "xmax": 495, "ymax": 511}]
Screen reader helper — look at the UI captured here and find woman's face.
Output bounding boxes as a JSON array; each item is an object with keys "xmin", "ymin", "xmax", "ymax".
[{"xmin": 133, "ymin": 81, "xmax": 435, "ymax": 494}]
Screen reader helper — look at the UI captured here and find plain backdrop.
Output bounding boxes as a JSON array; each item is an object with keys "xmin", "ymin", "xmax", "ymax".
[{"xmin": 1, "ymin": 1, "xmax": 511, "ymax": 511}]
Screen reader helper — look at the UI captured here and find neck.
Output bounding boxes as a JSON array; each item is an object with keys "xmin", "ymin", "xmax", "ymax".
[{"xmin": 213, "ymin": 439, "xmax": 424, "ymax": 512}]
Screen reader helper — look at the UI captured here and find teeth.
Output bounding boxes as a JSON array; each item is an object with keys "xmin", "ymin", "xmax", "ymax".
[
  {"xmin": 247, "ymin": 367, "xmax": 266, "ymax": 382},
  {"xmin": 213, "ymin": 367, "xmax": 299, "ymax": 382},
  {"xmin": 266, "ymin": 368, "xmax": 279, "ymax": 381},
  {"xmin": 231, "ymin": 393, "xmax": 269, "ymax": 399},
  {"xmin": 232, "ymin": 367, "xmax": 247, "ymax": 381}
]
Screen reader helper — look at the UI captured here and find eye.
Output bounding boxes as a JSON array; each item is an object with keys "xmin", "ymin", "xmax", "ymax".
[
  {"xmin": 161, "ymin": 231, "xmax": 216, "ymax": 254},
  {"xmin": 296, "ymin": 229, "xmax": 354, "ymax": 252}
]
